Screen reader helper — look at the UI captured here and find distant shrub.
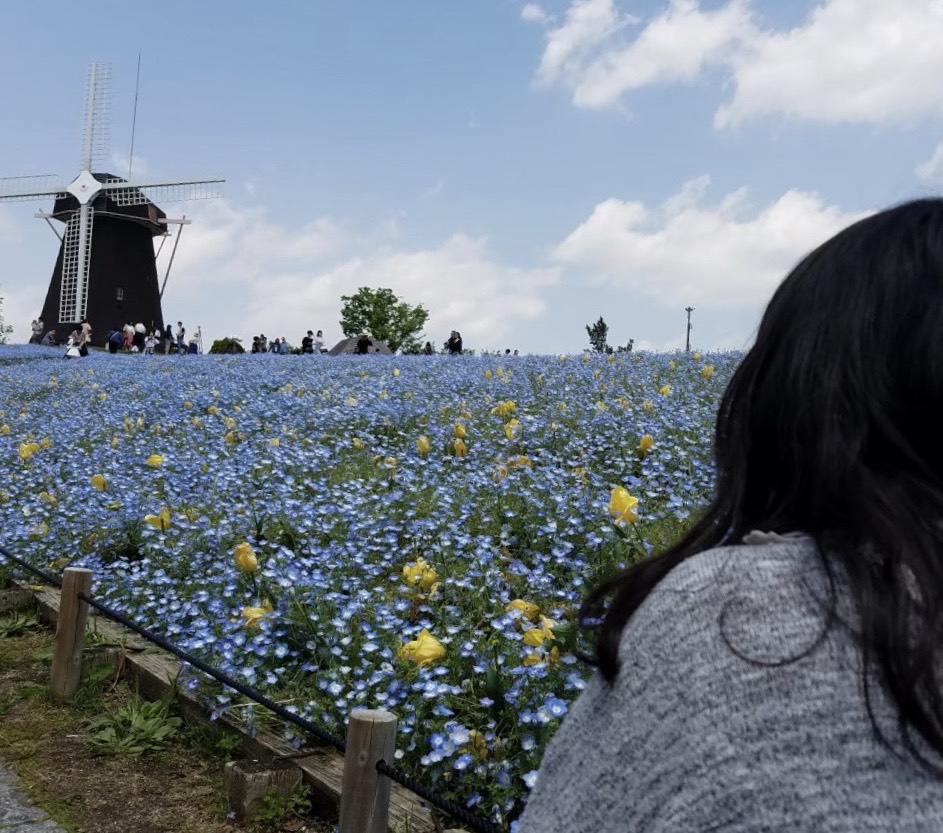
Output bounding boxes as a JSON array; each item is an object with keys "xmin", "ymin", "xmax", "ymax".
[{"xmin": 209, "ymin": 338, "xmax": 245, "ymax": 354}]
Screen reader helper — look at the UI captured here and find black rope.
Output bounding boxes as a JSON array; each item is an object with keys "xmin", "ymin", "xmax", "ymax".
[
  {"xmin": 0, "ymin": 545, "xmax": 63, "ymax": 588},
  {"xmin": 75, "ymin": 590, "xmax": 347, "ymax": 753},
  {"xmin": 377, "ymin": 759, "xmax": 505, "ymax": 833}
]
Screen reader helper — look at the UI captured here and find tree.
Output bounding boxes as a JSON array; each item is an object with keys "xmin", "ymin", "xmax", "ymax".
[
  {"xmin": 339, "ymin": 287, "xmax": 429, "ymax": 354},
  {"xmin": 209, "ymin": 337, "xmax": 245, "ymax": 354},
  {"xmin": 586, "ymin": 316, "xmax": 609, "ymax": 353},
  {"xmin": 0, "ymin": 288, "xmax": 14, "ymax": 345}
]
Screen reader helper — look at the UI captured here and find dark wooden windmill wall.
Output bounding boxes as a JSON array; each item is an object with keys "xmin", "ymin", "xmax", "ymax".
[
  {"xmin": 40, "ymin": 177, "xmax": 167, "ymax": 345},
  {"xmin": 41, "ymin": 218, "xmax": 165, "ymax": 345}
]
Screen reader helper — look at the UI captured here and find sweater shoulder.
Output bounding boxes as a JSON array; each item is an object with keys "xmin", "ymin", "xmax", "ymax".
[{"xmin": 617, "ymin": 536, "xmax": 828, "ymax": 670}]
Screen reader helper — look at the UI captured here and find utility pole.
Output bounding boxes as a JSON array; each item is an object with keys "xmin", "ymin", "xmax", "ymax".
[{"xmin": 685, "ymin": 306, "xmax": 695, "ymax": 352}]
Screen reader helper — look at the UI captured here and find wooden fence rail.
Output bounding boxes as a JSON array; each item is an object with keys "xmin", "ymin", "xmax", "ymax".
[{"xmin": 36, "ymin": 567, "xmax": 454, "ymax": 833}]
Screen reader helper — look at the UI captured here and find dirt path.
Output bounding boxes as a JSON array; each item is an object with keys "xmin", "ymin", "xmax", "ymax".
[{"xmin": 0, "ymin": 626, "xmax": 332, "ymax": 833}]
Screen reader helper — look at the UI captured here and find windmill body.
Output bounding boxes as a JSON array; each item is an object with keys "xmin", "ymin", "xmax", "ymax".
[
  {"xmin": 40, "ymin": 173, "xmax": 168, "ymax": 339},
  {"xmin": 0, "ymin": 62, "xmax": 223, "ymax": 345}
]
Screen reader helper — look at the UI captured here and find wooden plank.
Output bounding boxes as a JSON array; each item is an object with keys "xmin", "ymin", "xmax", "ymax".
[{"xmin": 16, "ymin": 578, "xmax": 437, "ymax": 833}]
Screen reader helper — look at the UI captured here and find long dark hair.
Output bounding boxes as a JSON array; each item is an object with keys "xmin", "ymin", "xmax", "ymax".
[{"xmin": 584, "ymin": 199, "xmax": 943, "ymax": 765}]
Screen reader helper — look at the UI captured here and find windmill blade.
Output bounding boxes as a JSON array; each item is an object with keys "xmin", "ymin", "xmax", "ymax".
[
  {"xmin": 102, "ymin": 177, "xmax": 224, "ymax": 206},
  {"xmin": 0, "ymin": 175, "xmax": 67, "ymax": 203},
  {"xmin": 59, "ymin": 204, "xmax": 95, "ymax": 323},
  {"xmin": 80, "ymin": 62, "xmax": 112, "ymax": 172}
]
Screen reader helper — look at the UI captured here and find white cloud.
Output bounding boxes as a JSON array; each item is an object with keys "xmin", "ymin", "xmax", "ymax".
[
  {"xmin": 521, "ymin": 4, "xmax": 549, "ymax": 24},
  {"xmin": 421, "ymin": 178, "xmax": 445, "ymax": 200},
  {"xmin": 160, "ymin": 201, "xmax": 558, "ymax": 350},
  {"xmin": 529, "ymin": 0, "xmax": 943, "ymax": 127},
  {"xmin": 916, "ymin": 141, "xmax": 943, "ymax": 183},
  {"xmin": 530, "ymin": 0, "xmax": 747, "ymax": 108},
  {"xmin": 109, "ymin": 152, "xmax": 150, "ymax": 179},
  {"xmin": 553, "ymin": 177, "xmax": 866, "ymax": 307}
]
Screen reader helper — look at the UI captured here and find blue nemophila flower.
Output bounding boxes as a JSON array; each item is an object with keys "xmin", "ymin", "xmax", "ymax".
[{"xmin": 0, "ymin": 344, "xmax": 738, "ymax": 821}]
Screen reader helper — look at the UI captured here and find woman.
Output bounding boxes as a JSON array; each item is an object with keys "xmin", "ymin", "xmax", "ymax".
[{"xmin": 518, "ymin": 201, "xmax": 943, "ymax": 831}]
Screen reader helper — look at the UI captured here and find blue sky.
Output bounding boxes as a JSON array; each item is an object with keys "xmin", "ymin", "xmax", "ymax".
[{"xmin": 1, "ymin": 0, "xmax": 942, "ymax": 353}]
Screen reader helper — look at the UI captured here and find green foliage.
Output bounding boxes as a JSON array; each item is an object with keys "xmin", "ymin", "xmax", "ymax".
[
  {"xmin": 339, "ymin": 286, "xmax": 429, "ymax": 354},
  {"xmin": 0, "ymin": 288, "xmax": 14, "ymax": 345},
  {"xmin": 85, "ymin": 697, "xmax": 182, "ymax": 756},
  {"xmin": 0, "ymin": 612, "xmax": 41, "ymax": 638},
  {"xmin": 209, "ymin": 337, "xmax": 246, "ymax": 355},
  {"xmin": 256, "ymin": 786, "xmax": 311, "ymax": 829},
  {"xmin": 586, "ymin": 316, "xmax": 610, "ymax": 353}
]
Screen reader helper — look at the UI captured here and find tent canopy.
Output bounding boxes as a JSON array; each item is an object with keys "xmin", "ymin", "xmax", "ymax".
[{"xmin": 328, "ymin": 336, "xmax": 393, "ymax": 356}]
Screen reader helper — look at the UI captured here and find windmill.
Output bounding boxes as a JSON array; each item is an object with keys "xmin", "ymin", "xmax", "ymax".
[{"xmin": 0, "ymin": 62, "xmax": 223, "ymax": 344}]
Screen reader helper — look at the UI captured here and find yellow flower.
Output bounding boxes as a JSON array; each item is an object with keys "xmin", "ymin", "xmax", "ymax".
[
  {"xmin": 638, "ymin": 434, "xmax": 654, "ymax": 455},
  {"xmin": 18, "ymin": 442, "xmax": 40, "ymax": 461},
  {"xmin": 241, "ymin": 602, "xmax": 273, "ymax": 630},
  {"xmin": 398, "ymin": 628, "xmax": 446, "ymax": 665},
  {"xmin": 642, "ymin": 399, "xmax": 655, "ymax": 414},
  {"xmin": 701, "ymin": 364, "xmax": 715, "ymax": 378},
  {"xmin": 453, "ymin": 423, "xmax": 467, "ymax": 439},
  {"xmin": 39, "ymin": 491, "xmax": 57, "ymax": 506},
  {"xmin": 668, "ymin": 360, "xmax": 678, "ymax": 370},
  {"xmin": 490, "ymin": 400, "xmax": 516, "ymax": 418},
  {"xmin": 0, "ymin": 425, "xmax": 9, "ymax": 435},
  {"xmin": 207, "ymin": 405, "xmax": 219, "ymax": 416},
  {"xmin": 453, "ymin": 438, "xmax": 468, "ymax": 457},
  {"xmin": 145, "ymin": 454, "xmax": 164, "ymax": 468},
  {"xmin": 416, "ymin": 435, "xmax": 431, "ymax": 456},
  {"xmin": 382, "ymin": 456, "xmax": 397, "ymax": 469},
  {"xmin": 234, "ymin": 541, "xmax": 258, "ymax": 573},
  {"xmin": 29, "ymin": 522, "xmax": 49, "ymax": 540},
  {"xmin": 392, "ymin": 368, "xmax": 400, "ymax": 377},
  {"xmin": 347, "ymin": 395, "xmax": 358, "ymax": 406},
  {"xmin": 111, "ymin": 435, "xmax": 119, "ymax": 448},
  {"xmin": 483, "ymin": 369, "xmax": 493, "ymax": 379},
  {"xmin": 403, "ymin": 557, "xmax": 439, "ymax": 591},
  {"xmin": 40, "ymin": 437, "xmax": 52, "ymax": 450},
  {"xmin": 144, "ymin": 506, "xmax": 172, "ymax": 531},
  {"xmin": 183, "ymin": 400, "xmax": 193, "ymax": 409},
  {"xmin": 269, "ymin": 437, "xmax": 280, "ymax": 447},
  {"xmin": 692, "ymin": 351, "xmax": 702, "ymax": 361},
  {"xmin": 504, "ymin": 418, "xmax": 521, "ymax": 440},
  {"xmin": 659, "ymin": 384, "xmax": 671, "ymax": 396},
  {"xmin": 505, "ymin": 599, "xmax": 539, "ymax": 620},
  {"xmin": 106, "ymin": 500, "xmax": 122, "ymax": 510},
  {"xmin": 523, "ymin": 616, "xmax": 556, "ymax": 647},
  {"xmin": 609, "ymin": 486, "xmax": 639, "ymax": 525},
  {"xmin": 352, "ymin": 437, "xmax": 365, "ymax": 450}
]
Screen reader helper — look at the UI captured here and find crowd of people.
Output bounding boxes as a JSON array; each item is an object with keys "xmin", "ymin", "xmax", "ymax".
[
  {"xmin": 104, "ymin": 322, "xmax": 202, "ymax": 355},
  {"xmin": 27, "ymin": 316, "xmax": 481, "ymax": 357}
]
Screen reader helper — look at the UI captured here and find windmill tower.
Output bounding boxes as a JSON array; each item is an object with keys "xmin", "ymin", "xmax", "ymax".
[{"xmin": 0, "ymin": 62, "xmax": 223, "ymax": 344}]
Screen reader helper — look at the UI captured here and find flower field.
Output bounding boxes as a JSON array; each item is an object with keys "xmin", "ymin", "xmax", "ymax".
[{"xmin": 0, "ymin": 344, "xmax": 737, "ymax": 824}]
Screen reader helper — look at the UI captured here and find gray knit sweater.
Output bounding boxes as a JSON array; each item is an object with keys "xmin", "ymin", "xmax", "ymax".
[{"xmin": 517, "ymin": 534, "xmax": 943, "ymax": 832}]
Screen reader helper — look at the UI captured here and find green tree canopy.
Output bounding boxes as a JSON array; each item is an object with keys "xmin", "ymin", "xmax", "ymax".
[
  {"xmin": 586, "ymin": 316, "xmax": 609, "ymax": 353},
  {"xmin": 0, "ymin": 287, "xmax": 14, "ymax": 345},
  {"xmin": 339, "ymin": 287, "xmax": 429, "ymax": 354}
]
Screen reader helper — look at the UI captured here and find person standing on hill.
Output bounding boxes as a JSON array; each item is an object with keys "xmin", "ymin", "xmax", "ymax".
[{"xmin": 446, "ymin": 331, "xmax": 463, "ymax": 355}]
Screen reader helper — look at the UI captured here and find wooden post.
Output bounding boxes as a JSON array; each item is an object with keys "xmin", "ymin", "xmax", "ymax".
[
  {"xmin": 224, "ymin": 758, "xmax": 303, "ymax": 821},
  {"xmin": 49, "ymin": 567, "xmax": 92, "ymax": 702},
  {"xmin": 339, "ymin": 709, "xmax": 398, "ymax": 833}
]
